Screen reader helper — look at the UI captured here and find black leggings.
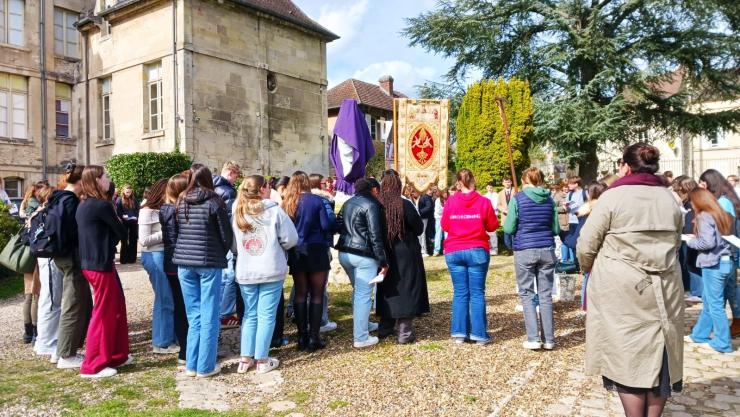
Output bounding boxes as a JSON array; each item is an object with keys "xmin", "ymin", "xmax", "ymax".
[
  {"xmin": 166, "ymin": 273, "xmax": 188, "ymax": 361},
  {"xmin": 293, "ymin": 271, "xmax": 328, "ymax": 305}
]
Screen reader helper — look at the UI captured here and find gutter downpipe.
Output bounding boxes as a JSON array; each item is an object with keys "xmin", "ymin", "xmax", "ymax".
[
  {"xmin": 173, "ymin": 0, "xmax": 180, "ymax": 151},
  {"xmin": 84, "ymin": 27, "xmax": 90, "ymax": 164},
  {"xmin": 39, "ymin": 0, "xmax": 48, "ymax": 179}
]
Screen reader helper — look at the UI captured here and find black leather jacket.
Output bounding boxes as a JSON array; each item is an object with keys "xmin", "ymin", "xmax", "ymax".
[
  {"xmin": 335, "ymin": 192, "xmax": 388, "ymax": 267},
  {"xmin": 173, "ymin": 188, "xmax": 233, "ymax": 268}
]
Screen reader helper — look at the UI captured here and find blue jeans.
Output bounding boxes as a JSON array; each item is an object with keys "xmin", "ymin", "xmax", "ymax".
[
  {"xmin": 178, "ymin": 266, "xmax": 222, "ymax": 374},
  {"xmin": 503, "ymin": 233, "xmax": 514, "ymax": 251},
  {"xmin": 141, "ymin": 251, "xmax": 175, "ymax": 348},
  {"xmin": 690, "ymin": 258, "xmax": 733, "ymax": 353},
  {"xmin": 514, "ymin": 248, "xmax": 556, "ymax": 344},
  {"xmin": 725, "ymin": 267, "xmax": 739, "ymax": 317},
  {"xmin": 433, "ymin": 218, "xmax": 444, "ymax": 255},
  {"xmin": 446, "ymin": 248, "xmax": 490, "ymax": 342},
  {"xmin": 239, "ymin": 280, "xmax": 283, "ymax": 360},
  {"xmin": 689, "ymin": 270, "xmax": 703, "ymax": 298},
  {"xmin": 219, "ymin": 251, "xmax": 237, "ymax": 319},
  {"xmin": 339, "ymin": 252, "xmax": 378, "ymax": 343}
]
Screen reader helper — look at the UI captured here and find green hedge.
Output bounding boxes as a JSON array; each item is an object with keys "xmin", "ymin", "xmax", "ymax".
[
  {"xmin": 106, "ymin": 152, "xmax": 193, "ymax": 197},
  {"xmin": 0, "ymin": 202, "xmax": 21, "ymax": 278}
]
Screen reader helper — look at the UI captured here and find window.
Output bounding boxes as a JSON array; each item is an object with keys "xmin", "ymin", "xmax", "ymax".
[
  {"xmin": 101, "ymin": 77, "xmax": 112, "ymax": 140},
  {"xmin": 54, "ymin": 8, "xmax": 78, "ymax": 58},
  {"xmin": 365, "ymin": 114, "xmax": 377, "ymax": 140},
  {"xmin": 101, "ymin": 18, "xmax": 111, "ymax": 37},
  {"xmin": 55, "ymin": 83, "xmax": 71, "ymax": 139},
  {"xmin": 0, "ymin": 0, "xmax": 24, "ymax": 46},
  {"xmin": 0, "ymin": 72, "xmax": 28, "ymax": 139},
  {"xmin": 3, "ymin": 177, "xmax": 21, "ymax": 198},
  {"xmin": 146, "ymin": 62, "xmax": 162, "ymax": 132},
  {"xmin": 706, "ymin": 129, "xmax": 727, "ymax": 149}
]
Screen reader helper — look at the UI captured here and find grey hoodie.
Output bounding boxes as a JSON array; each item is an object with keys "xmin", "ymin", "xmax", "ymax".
[{"xmin": 231, "ymin": 199, "xmax": 298, "ymax": 284}]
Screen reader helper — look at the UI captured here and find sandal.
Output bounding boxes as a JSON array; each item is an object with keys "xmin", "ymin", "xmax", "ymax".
[
  {"xmin": 237, "ymin": 357, "xmax": 254, "ymax": 374},
  {"xmin": 220, "ymin": 315, "xmax": 240, "ymax": 329}
]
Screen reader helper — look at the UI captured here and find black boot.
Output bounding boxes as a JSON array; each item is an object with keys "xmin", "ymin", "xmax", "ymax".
[
  {"xmin": 294, "ymin": 303, "xmax": 309, "ymax": 352},
  {"xmin": 307, "ymin": 303, "xmax": 326, "ymax": 352},
  {"xmin": 23, "ymin": 323, "xmax": 33, "ymax": 344}
]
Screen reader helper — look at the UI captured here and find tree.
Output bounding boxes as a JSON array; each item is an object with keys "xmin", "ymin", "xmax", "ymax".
[
  {"xmin": 456, "ymin": 78, "xmax": 534, "ymax": 186},
  {"xmin": 405, "ymin": 0, "xmax": 740, "ymax": 181}
]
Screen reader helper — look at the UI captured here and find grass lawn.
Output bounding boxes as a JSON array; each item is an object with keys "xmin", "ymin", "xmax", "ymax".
[{"xmin": 0, "ymin": 273, "xmax": 23, "ymax": 300}]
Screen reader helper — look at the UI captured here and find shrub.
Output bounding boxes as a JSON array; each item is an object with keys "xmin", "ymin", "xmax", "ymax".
[
  {"xmin": 0, "ymin": 202, "xmax": 21, "ymax": 278},
  {"xmin": 365, "ymin": 141, "xmax": 386, "ymax": 179},
  {"xmin": 106, "ymin": 152, "xmax": 193, "ymax": 197},
  {"xmin": 456, "ymin": 78, "xmax": 533, "ymax": 186}
]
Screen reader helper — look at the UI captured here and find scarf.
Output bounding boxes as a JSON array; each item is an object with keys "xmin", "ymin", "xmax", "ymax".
[{"xmin": 609, "ymin": 172, "xmax": 666, "ymax": 189}]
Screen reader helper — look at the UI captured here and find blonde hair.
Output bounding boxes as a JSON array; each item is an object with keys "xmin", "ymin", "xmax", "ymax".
[
  {"xmin": 222, "ymin": 161, "xmax": 241, "ymax": 176},
  {"xmin": 235, "ymin": 175, "xmax": 266, "ymax": 232},
  {"xmin": 282, "ymin": 171, "xmax": 310, "ymax": 219}
]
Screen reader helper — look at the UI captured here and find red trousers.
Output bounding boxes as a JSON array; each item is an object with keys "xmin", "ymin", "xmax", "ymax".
[{"xmin": 80, "ymin": 268, "xmax": 130, "ymax": 375}]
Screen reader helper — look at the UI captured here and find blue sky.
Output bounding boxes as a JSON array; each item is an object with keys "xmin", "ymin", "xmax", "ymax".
[{"xmin": 293, "ymin": 0, "xmax": 456, "ymax": 97}]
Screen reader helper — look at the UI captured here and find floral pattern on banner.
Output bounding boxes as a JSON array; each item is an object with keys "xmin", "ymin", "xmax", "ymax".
[{"xmin": 396, "ymin": 98, "xmax": 449, "ymax": 192}]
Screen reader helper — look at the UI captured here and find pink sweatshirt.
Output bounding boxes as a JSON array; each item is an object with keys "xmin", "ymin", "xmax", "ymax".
[{"xmin": 441, "ymin": 191, "xmax": 499, "ymax": 254}]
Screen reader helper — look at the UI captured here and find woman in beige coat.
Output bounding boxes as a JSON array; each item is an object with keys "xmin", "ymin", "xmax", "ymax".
[{"xmin": 577, "ymin": 143, "xmax": 683, "ymax": 417}]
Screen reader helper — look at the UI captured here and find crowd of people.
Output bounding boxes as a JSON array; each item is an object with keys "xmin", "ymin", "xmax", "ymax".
[{"xmin": 10, "ymin": 142, "xmax": 739, "ymax": 417}]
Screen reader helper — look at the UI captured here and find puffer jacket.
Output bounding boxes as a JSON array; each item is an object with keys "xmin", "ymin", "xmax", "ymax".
[
  {"xmin": 213, "ymin": 175, "xmax": 236, "ymax": 215},
  {"xmin": 335, "ymin": 191, "xmax": 388, "ymax": 267},
  {"xmin": 159, "ymin": 203, "xmax": 178, "ymax": 274},
  {"xmin": 173, "ymin": 188, "xmax": 233, "ymax": 268}
]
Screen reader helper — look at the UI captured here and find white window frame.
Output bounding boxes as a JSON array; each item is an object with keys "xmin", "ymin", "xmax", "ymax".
[
  {"xmin": 3, "ymin": 177, "xmax": 21, "ymax": 198},
  {"xmin": 55, "ymin": 84, "xmax": 71, "ymax": 139},
  {"xmin": 146, "ymin": 62, "xmax": 163, "ymax": 132},
  {"xmin": 54, "ymin": 7, "xmax": 78, "ymax": 58},
  {"xmin": 0, "ymin": 73, "xmax": 28, "ymax": 140},
  {"xmin": 0, "ymin": 0, "xmax": 24, "ymax": 46},
  {"xmin": 705, "ymin": 129, "xmax": 728, "ymax": 149},
  {"xmin": 101, "ymin": 77, "xmax": 112, "ymax": 141}
]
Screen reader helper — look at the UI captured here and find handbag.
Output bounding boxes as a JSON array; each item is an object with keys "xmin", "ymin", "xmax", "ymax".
[{"xmin": 0, "ymin": 231, "xmax": 37, "ymax": 274}]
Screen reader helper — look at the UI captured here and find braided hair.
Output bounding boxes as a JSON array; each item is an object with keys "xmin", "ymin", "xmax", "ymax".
[{"xmin": 379, "ymin": 170, "xmax": 405, "ymax": 244}]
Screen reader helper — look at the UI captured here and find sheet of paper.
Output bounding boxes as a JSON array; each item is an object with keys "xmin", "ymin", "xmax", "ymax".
[
  {"xmin": 369, "ymin": 273, "xmax": 385, "ymax": 285},
  {"xmin": 681, "ymin": 234, "xmax": 694, "ymax": 242},
  {"xmin": 722, "ymin": 235, "xmax": 740, "ymax": 248}
]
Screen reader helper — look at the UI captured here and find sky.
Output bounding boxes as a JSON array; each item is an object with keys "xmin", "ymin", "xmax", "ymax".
[{"xmin": 293, "ymin": 0, "xmax": 456, "ymax": 97}]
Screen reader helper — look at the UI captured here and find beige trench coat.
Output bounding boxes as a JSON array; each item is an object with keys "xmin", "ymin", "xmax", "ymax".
[{"xmin": 577, "ymin": 184, "xmax": 684, "ymax": 388}]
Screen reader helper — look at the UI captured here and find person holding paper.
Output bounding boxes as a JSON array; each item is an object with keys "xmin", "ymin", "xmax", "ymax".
[
  {"xmin": 335, "ymin": 178, "xmax": 389, "ymax": 348},
  {"xmin": 684, "ymin": 188, "xmax": 735, "ymax": 353},
  {"xmin": 376, "ymin": 171, "xmax": 429, "ymax": 345}
]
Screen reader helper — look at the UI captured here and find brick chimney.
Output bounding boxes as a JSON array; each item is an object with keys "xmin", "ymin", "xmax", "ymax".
[{"xmin": 379, "ymin": 75, "xmax": 394, "ymax": 96}]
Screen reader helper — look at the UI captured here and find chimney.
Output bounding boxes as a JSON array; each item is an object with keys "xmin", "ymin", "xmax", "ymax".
[{"xmin": 379, "ymin": 75, "xmax": 394, "ymax": 96}]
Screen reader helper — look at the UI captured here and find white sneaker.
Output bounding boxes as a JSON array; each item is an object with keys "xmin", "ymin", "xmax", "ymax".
[
  {"xmin": 543, "ymin": 342, "xmax": 555, "ymax": 350},
  {"xmin": 196, "ymin": 364, "xmax": 221, "ymax": 378},
  {"xmin": 153, "ymin": 344, "xmax": 180, "ymax": 354},
  {"xmin": 354, "ymin": 336, "xmax": 379, "ymax": 348},
  {"xmin": 421, "ymin": 253, "xmax": 429, "ymax": 257},
  {"xmin": 80, "ymin": 367, "xmax": 117, "ymax": 379},
  {"xmin": 49, "ymin": 353, "xmax": 59, "ymax": 364},
  {"xmin": 514, "ymin": 304, "xmax": 524, "ymax": 312},
  {"xmin": 368, "ymin": 322, "xmax": 379, "ymax": 332},
  {"xmin": 256, "ymin": 357, "xmax": 280, "ymax": 374},
  {"xmin": 685, "ymin": 296, "xmax": 702, "ymax": 303},
  {"xmin": 319, "ymin": 321, "xmax": 338, "ymax": 333},
  {"xmin": 116, "ymin": 355, "xmax": 135, "ymax": 367},
  {"xmin": 177, "ymin": 359, "xmax": 186, "ymax": 370},
  {"xmin": 57, "ymin": 355, "xmax": 84, "ymax": 369},
  {"xmin": 184, "ymin": 369, "xmax": 196, "ymax": 377},
  {"xmin": 453, "ymin": 337, "xmax": 466, "ymax": 344},
  {"xmin": 522, "ymin": 341, "xmax": 542, "ymax": 350}
]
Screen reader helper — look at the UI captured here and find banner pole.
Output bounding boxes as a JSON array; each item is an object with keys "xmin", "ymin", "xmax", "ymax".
[
  {"xmin": 495, "ymin": 97, "xmax": 518, "ymax": 192},
  {"xmin": 393, "ymin": 99, "xmax": 399, "ymax": 172}
]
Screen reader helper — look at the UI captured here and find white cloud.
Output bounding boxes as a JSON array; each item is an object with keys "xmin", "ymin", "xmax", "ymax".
[
  {"xmin": 318, "ymin": 0, "xmax": 368, "ymax": 54},
  {"xmin": 350, "ymin": 60, "xmax": 437, "ymax": 97}
]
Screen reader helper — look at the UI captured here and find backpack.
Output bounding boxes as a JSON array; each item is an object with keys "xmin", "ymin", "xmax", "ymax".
[
  {"xmin": 27, "ymin": 198, "xmax": 69, "ymax": 258},
  {"xmin": 567, "ymin": 189, "xmax": 588, "ymax": 203}
]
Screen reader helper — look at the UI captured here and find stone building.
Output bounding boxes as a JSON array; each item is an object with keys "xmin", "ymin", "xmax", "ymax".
[{"xmin": 0, "ymin": 0, "xmax": 337, "ymax": 199}]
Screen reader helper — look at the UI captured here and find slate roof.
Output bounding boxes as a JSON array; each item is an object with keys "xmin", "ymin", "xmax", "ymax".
[{"xmin": 327, "ymin": 79, "xmax": 408, "ymax": 111}]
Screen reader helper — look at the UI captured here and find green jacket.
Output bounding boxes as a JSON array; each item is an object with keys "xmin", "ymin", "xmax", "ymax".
[{"xmin": 502, "ymin": 186, "xmax": 560, "ymax": 236}]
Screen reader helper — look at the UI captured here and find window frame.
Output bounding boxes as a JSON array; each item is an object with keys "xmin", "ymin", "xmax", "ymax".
[
  {"xmin": 55, "ymin": 83, "xmax": 71, "ymax": 140},
  {"xmin": 101, "ymin": 77, "xmax": 112, "ymax": 141},
  {"xmin": 0, "ymin": 0, "xmax": 25, "ymax": 47},
  {"xmin": 53, "ymin": 7, "xmax": 79, "ymax": 58},
  {"xmin": 3, "ymin": 177, "xmax": 21, "ymax": 198},
  {"xmin": 0, "ymin": 72, "xmax": 28, "ymax": 140},
  {"xmin": 146, "ymin": 62, "xmax": 163, "ymax": 132}
]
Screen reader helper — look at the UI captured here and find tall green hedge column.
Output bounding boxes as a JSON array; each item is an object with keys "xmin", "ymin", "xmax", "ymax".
[
  {"xmin": 456, "ymin": 79, "xmax": 533, "ymax": 186},
  {"xmin": 106, "ymin": 152, "xmax": 193, "ymax": 196}
]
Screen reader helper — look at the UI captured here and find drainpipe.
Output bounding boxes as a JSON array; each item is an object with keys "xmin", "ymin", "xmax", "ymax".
[
  {"xmin": 84, "ymin": 28, "xmax": 90, "ymax": 164},
  {"xmin": 172, "ymin": 0, "xmax": 180, "ymax": 151},
  {"xmin": 39, "ymin": 0, "xmax": 48, "ymax": 179}
]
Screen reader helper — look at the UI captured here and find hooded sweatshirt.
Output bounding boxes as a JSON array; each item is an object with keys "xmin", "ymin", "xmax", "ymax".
[
  {"xmin": 232, "ymin": 200, "xmax": 299, "ymax": 284},
  {"xmin": 440, "ymin": 190, "xmax": 498, "ymax": 254},
  {"xmin": 503, "ymin": 186, "xmax": 559, "ymax": 251}
]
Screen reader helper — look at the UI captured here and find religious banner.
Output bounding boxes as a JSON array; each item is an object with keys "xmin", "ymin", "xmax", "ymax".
[{"xmin": 395, "ymin": 98, "xmax": 449, "ymax": 192}]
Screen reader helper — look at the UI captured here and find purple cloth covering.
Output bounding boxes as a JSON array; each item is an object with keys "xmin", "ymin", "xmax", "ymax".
[{"xmin": 330, "ymin": 99, "xmax": 376, "ymax": 194}]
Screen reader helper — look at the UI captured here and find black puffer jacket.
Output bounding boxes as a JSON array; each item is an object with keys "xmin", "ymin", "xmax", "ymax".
[
  {"xmin": 212, "ymin": 175, "xmax": 236, "ymax": 216},
  {"xmin": 159, "ymin": 203, "xmax": 178, "ymax": 274},
  {"xmin": 173, "ymin": 188, "xmax": 233, "ymax": 268},
  {"xmin": 335, "ymin": 191, "xmax": 388, "ymax": 267}
]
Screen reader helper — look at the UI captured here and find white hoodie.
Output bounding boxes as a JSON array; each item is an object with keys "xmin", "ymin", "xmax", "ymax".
[{"xmin": 231, "ymin": 199, "xmax": 298, "ymax": 284}]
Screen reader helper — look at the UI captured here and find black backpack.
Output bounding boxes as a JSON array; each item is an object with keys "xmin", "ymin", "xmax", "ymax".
[{"xmin": 27, "ymin": 198, "xmax": 68, "ymax": 258}]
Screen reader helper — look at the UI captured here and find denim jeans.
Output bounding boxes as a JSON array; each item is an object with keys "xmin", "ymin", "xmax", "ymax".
[
  {"xmin": 142, "ymin": 251, "xmax": 175, "ymax": 348},
  {"xmin": 433, "ymin": 218, "xmax": 444, "ymax": 255},
  {"xmin": 514, "ymin": 248, "xmax": 556, "ymax": 344},
  {"xmin": 725, "ymin": 267, "xmax": 739, "ymax": 317},
  {"xmin": 239, "ymin": 280, "xmax": 283, "ymax": 360},
  {"xmin": 219, "ymin": 251, "xmax": 238, "ymax": 319},
  {"xmin": 339, "ymin": 252, "xmax": 379, "ymax": 343},
  {"xmin": 503, "ymin": 233, "xmax": 514, "ymax": 251},
  {"xmin": 445, "ymin": 248, "xmax": 490, "ymax": 342},
  {"xmin": 178, "ymin": 266, "xmax": 222, "ymax": 374},
  {"xmin": 690, "ymin": 258, "xmax": 733, "ymax": 353},
  {"xmin": 689, "ymin": 270, "xmax": 703, "ymax": 298}
]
